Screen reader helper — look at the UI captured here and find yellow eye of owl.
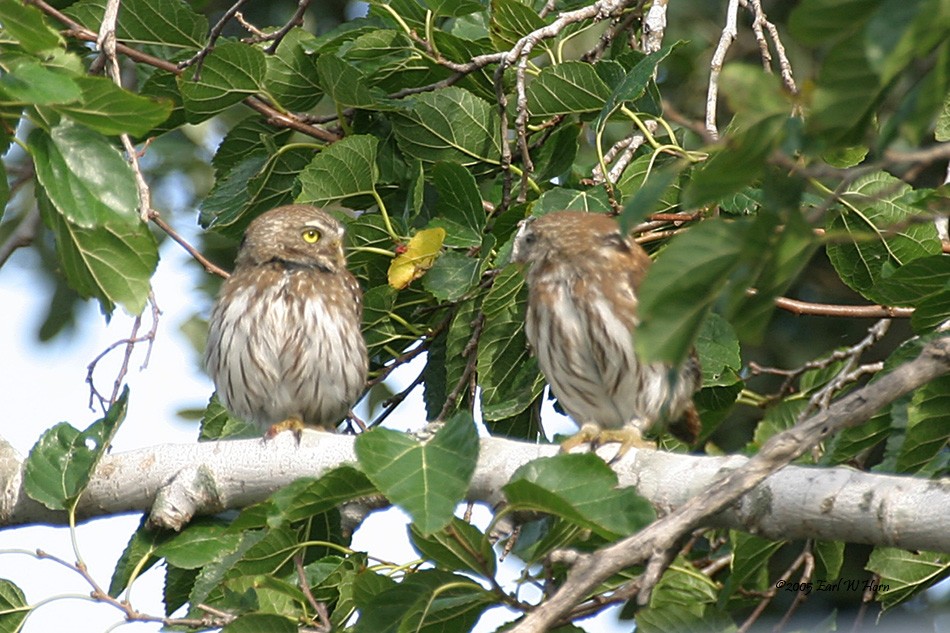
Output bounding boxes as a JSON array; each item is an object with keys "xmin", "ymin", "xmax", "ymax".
[{"xmin": 302, "ymin": 229, "xmax": 321, "ymax": 243}]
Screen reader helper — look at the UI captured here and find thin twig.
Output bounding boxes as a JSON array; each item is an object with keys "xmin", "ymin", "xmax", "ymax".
[
  {"xmin": 0, "ymin": 208, "xmax": 41, "ymax": 268},
  {"xmin": 149, "ymin": 211, "xmax": 230, "ymax": 279},
  {"xmin": 438, "ymin": 312, "xmax": 484, "ymax": 420},
  {"xmin": 85, "ymin": 295, "xmax": 161, "ymax": 413},
  {"xmin": 264, "ymin": 0, "xmax": 313, "ymax": 54},
  {"xmin": 294, "ymin": 552, "xmax": 332, "ymax": 632},
  {"xmin": 177, "ymin": 0, "xmax": 252, "ymax": 79},
  {"xmin": 706, "ymin": 0, "xmax": 740, "ymax": 139}
]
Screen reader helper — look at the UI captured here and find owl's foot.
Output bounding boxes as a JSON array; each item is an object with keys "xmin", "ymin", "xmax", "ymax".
[
  {"xmin": 561, "ymin": 423, "xmax": 656, "ymax": 460},
  {"xmin": 264, "ymin": 416, "xmax": 305, "ymax": 444}
]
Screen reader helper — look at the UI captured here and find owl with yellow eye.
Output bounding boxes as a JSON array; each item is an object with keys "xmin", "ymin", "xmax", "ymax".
[{"xmin": 204, "ymin": 204, "xmax": 368, "ymax": 437}]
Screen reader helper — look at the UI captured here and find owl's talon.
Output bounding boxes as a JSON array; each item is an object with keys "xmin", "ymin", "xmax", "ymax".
[
  {"xmin": 561, "ymin": 423, "xmax": 656, "ymax": 461},
  {"xmin": 265, "ymin": 416, "xmax": 306, "ymax": 444}
]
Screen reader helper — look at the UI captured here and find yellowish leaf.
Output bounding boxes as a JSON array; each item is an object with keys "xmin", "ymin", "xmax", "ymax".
[{"xmin": 388, "ymin": 227, "xmax": 447, "ymax": 289}]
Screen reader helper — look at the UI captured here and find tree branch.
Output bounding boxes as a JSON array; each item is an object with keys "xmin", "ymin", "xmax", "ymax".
[
  {"xmin": 2, "ymin": 337, "xmax": 948, "ymax": 542},
  {"xmin": 508, "ymin": 334, "xmax": 950, "ymax": 633}
]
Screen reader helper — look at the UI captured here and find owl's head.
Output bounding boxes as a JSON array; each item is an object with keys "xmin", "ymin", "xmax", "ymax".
[
  {"xmin": 511, "ymin": 210, "xmax": 641, "ymax": 268},
  {"xmin": 236, "ymin": 205, "xmax": 347, "ymax": 273}
]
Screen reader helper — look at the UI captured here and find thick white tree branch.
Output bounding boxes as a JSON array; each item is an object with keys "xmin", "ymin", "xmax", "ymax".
[{"xmin": 1, "ymin": 337, "xmax": 948, "ymax": 552}]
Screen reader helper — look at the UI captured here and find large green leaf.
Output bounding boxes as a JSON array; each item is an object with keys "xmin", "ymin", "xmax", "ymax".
[
  {"xmin": 391, "ymin": 86, "xmax": 502, "ymax": 170},
  {"xmin": 409, "ymin": 517, "xmax": 497, "ymax": 578},
  {"xmin": 353, "ymin": 569, "xmax": 490, "ymax": 633},
  {"xmin": 866, "ymin": 547, "xmax": 950, "ymax": 610},
  {"xmin": 808, "ymin": 32, "xmax": 883, "ymax": 144},
  {"xmin": 429, "ymin": 161, "xmax": 485, "ymax": 248},
  {"xmin": 526, "ymin": 61, "xmax": 613, "ymax": 117},
  {"xmin": 29, "ymin": 124, "xmax": 158, "ymax": 315},
  {"xmin": 0, "ymin": 0, "xmax": 64, "ymax": 53},
  {"xmin": 0, "ymin": 579, "xmax": 28, "ymax": 633},
  {"xmin": 264, "ymin": 28, "xmax": 323, "ymax": 111},
  {"xmin": 489, "ymin": 0, "xmax": 547, "ymax": 49},
  {"xmin": 65, "ymin": 0, "xmax": 208, "ymax": 51},
  {"xmin": 297, "ymin": 134, "xmax": 379, "ymax": 207},
  {"xmin": 476, "ymin": 265, "xmax": 544, "ymax": 420},
  {"xmin": 231, "ymin": 466, "xmax": 376, "ymax": 531},
  {"xmin": 54, "ymin": 76, "xmax": 171, "ymax": 136},
  {"xmin": 24, "ymin": 387, "xmax": 128, "ymax": 511},
  {"xmin": 355, "ymin": 412, "xmax": 479, "ymax": 535},
  {"xmin": 637, "ymin": 219, "xmax": 746, "ymax": 365},
  {"xmin": 316, "ymin": 54, "xmax": 392, "ymax": 109},
  {"xmin": 0, "ymin": 58, "xmax": 81, "ymax": 105},
  {"xmin": 504, "ymin": 453, "xmax": 656, "ymax": 539},
  {"xmin": 179, "ymin": 40, "xmax": 266, "ymax": 122},
  {"xmin": 826, "ymin": 171, "xmax": 941, "ymax": 298},
  {"xmin": 788, "ymin": 0, "xmax": 875, "ymax": 45}
]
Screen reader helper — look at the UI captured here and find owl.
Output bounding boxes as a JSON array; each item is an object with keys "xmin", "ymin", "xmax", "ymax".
[
  {"xmin": 511, "ymin": 210, "xmax": 700, "ymax": 454},
  {"xmin": 204, "ymin": 204, "xmax": 368, "ymax": 437}
]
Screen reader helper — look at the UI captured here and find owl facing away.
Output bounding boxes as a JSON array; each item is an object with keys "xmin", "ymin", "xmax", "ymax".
[
  {"xmin": 205, "ymin": 204, "xmax": 368, "ymax": 436},
  {"xmin": 511, "ymin": 210, "xmax": 700, "ymax": 454}
]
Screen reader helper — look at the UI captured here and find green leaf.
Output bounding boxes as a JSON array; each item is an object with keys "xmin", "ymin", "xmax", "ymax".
[
  {"xmin": 595, "ymin": 43, "xmax": 680, "ymax": 131},
  {"xmin": 683, "ymin": 115, "xmax": 786, "ymax": 208},
  {"xmin": 179, "ymin": 40, "xmax": 266, "ymax": 123},
  {"xmin": 788, "ymin": 0, "xmax": 875, "ymax": 45},
  {"xmin": 476, "ymin": 265, "xmax": 544, "ymax": 420},
  {"xmin": 54, "ymin": 76, "xmax": 171, "ymax": 136},
  {"xmin": 422, "ymin": 251, "xmax": 480, "ymax": 302},
  {"xmin": 867, "ymin": 254, "xmax": 950, "ymax": 307},
  {"xmin": 204, "ymin": 146, "xmax": 312, "ymax": 238},
  {"xmin": 409, "ymin": 517, "xmax": 497, "ymax": 578},
  {"xmin": 429, "ymin": 161, "xmax": 485, "ymax": 248},
  {"xmin": 297, "ymin": 134, "xmax": 379, "ymax": 207},
  {"xmin": 110, "ymin": 517, "xmax": 171, "ymax": 596},
  {"xmin": 504, "ymin": 453, "xmax": 656, "ymax": 539},
  {"xmin": 865, "ymin": 0, "xmax": 949, "ymax": 85},
  {"xmin": 355, "ymin": 412, "xmax": 479, "ymax": 535},
  {"xmin": 24, "ymin": 387, "xmax": 128, "ymax": 511},
  {"xmin": 526, "ymin": 61, "xmax": 613, "ymax": 117},
  {"xmin": 649, "ymin": 556, "xmax": 720, "ymax": 612},
  {"xmin": 826, "ymin": 172, "xmax": 941, "ymax": 298},
  {"xmin": 222, "ymin": 614, "xmax": 297, "ymax": 633},
  {"xmin": 155, "ymin": 518, "xmax": 243, "ymax": 569},
  {"xmin": 533, "ymin": 187, "xmax": 612, "ymax": 216},
  {"xmin": 937, "ymin": 90, "xmax": 950, "ymax": 141},
  {"xmin": 265, "ymin": 28, "xmax": 323, "ymax": 111},
  {"xmin": 392, "ymin": 86, "xmax": 502, "ymax": 171},
  {"xmin": 31, "ymin": 123, "xmax": 158, "ymax": 315},
  {"xmin": 232, "ymin": 466, "xmax": 376, "ymax": 531},
  {"xmin": 211, "ymin": 116, "xmax": 293, "ymax": 176},
  {"xmin": 316, "ymin": 54, "xmax": 392, "ymax": 109},
  {"xmin": 0, "ymin": 59, "xmax": 81, "ymax": 105},
  {"xmin": 0, "ymin": 0, "xmax": 64, "ymax": 53},
  {"xmin": 695, "ymin": 312, "xmax": 741, "ymax": 388},
  {"xmin": 813, "ymin": 540, "xmax": 845, "ymax": 582},
  {"xmin": 0, "ymin": 579, "xmax": 28, "ymax": 633},
  {"xmin": 808, "ymin": 33, "xmax": 883, "ymax": 144},
  {"xmin": 894, "ymin": 376, "xmax": 950, "ymax": 474},
  {"xmin": 354, "ymin": 569, "xmax": 490, "ymax": 633},
  {"xmin": 489, "ymin": 0, "xmax": 547, "ymax": 49},
  {"xmin": 866, "ymin": 548, "xmax": 950, "ymax": 610},
  {"xmin": 424, "ymin": 0, "xmax": 485, "ymax": 18},
  {"xmin": 637, "ymin": 219, "xmax": 746, "ymax": 365},
  {"xmin": 29, "ymin": 123, "xmax": 140, "ymax": 228},
  {"xmin": 723, "ymin": 532, "xmax": 787, "ymax": 600},
  {"xmin": 724, "ymin": 206, "xmax": 818, "ymax": 342},
  {"xmin": 65, "ymin": 0, "xmax": 208, "ymax": 52},
  {"xmin": 618, "ymin": 164, "xmax": 683, "ymax": 231}
]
